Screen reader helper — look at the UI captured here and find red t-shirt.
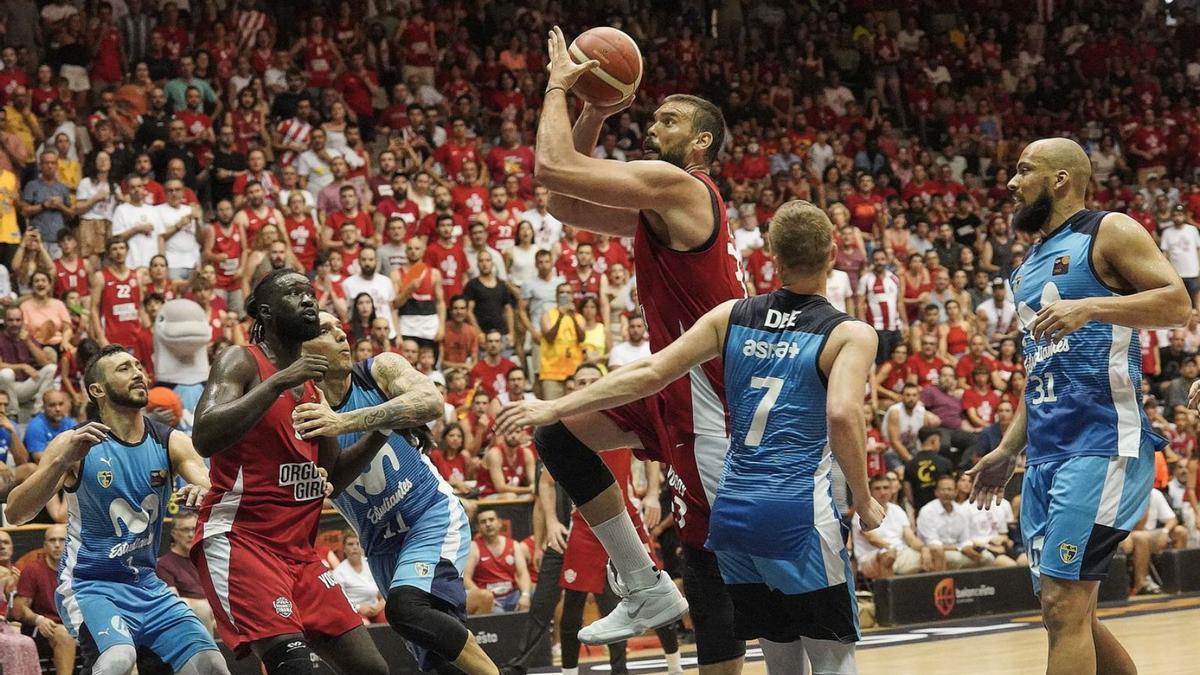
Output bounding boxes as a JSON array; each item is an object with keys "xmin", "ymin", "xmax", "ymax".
[
  {"xmin": 470, "ymin": 357, "xmax": 517, "ymax": 398},
  {"xmin": 16, "ymin": 556, "xmax": 60, "ymax": 621},
  {"xmin": 907, "ymin": 354, "xmax": 946, "ymax": 388},
  {"xmin": 955, "ymin": 353, "xmax": 998, "ymax": 381},
  {"xmin": 425, "ymin": 239, "xmax": 469, "ymax": 298},
  {"xmin": 485, "ymin": 207, "xmax": 521, "ymax": 252},
  {"xmin": 433, "ymin": 141, "xmax": 483, "ymax": 183},
  {"xmin": 845, "ymin": 193, "xmax": 884, "ymax": 232},
  {"xmin": 961, "ymin": 387, "xmax": 1001, "ymax": 425},
  {"xmin": 430, "ymin": 449, "xmax": 469, "ymax": 484},
  {"xmin": 451, "ymin": 185, "xmax": 489, "ymax": 216},
  {"xmin": 442, "ymin": 321, "xmax": 480, "ymax": 366},
  {"xmin": 328, "ymin": 209, "xmax": 374, "ymax": 241}
]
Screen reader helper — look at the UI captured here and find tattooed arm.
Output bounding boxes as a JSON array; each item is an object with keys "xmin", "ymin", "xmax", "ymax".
[{"xmin": 293, "ymin": 351, "xmax": 445, "ymax": 439}]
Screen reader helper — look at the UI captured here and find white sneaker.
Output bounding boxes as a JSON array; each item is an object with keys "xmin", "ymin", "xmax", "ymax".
[{"xmin": 578, "ymin": 565, "xmax": 688, "ymax": 645}]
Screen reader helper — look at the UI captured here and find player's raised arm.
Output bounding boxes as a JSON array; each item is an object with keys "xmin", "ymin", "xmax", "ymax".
[
  {"xmin": 5, "ymin": 422, "xmax": 109, "ymax": 525},
  {"xmin": 496, "ymin": 299, "xmax": 736, "ymax": 434},
  {"xmin": 292, "ymin": 351, "xmax": 444, "ymax": 439}
]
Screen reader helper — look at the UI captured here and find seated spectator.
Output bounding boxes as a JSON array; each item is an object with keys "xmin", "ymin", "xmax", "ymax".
[
  {"xmin": 12, "ymin": 525, "xmax": 76, "ymax": 675},
  {"xmin": 917, "ymin": 475, "xmax": 995, "ymax": 570},
  {"xmin": 1122, "ymin": 486, "xmax": 1189, "ymax": 595},
  {"xmin": 854, "ymin": 475, "xmax": 933, "ymax": 579},
  {"xmin": 1164, "ymin": 356, "xmax": 1198, "ymax": 412},
  {"xmin": 0, "ymin": 530, "xmax": 39, "ymax": 672},
  {"xmin": 0, "ymin": 390, "xmax": 33, "ymax": 497},
  {"xmin": 962, "ymin": 365, "xmax": 1001, "ymax": 429},
  {"xmin": 954, "ymin": 474, "xmax": 1021, "ymax": 567},
  {"xmin": 904, "ymin": 428, "xmax": 954, "ymax": 512},
  {"xmin": 496, "ymin": 367, "xmax": 534, "ymax": 407},
  {"xmin": 971, "ymin": 399, "xmax": 1017, "ymax": 468},
  {"xmin": 907, "ymin": 333, "xmax": 945, "ymax": 388},
  {"xmin": 464, "ymin": 509, "xmax": 532, "ymax": 614},
  {"xmin": 20, "ymin": 271, "xmax": 72, "ymax": 350},
  {"xmin": 23, "ymin": 390, "xmax": 72, "ymax": 460},
  {"xmin": 0, "ymin": 306, "xmax": 59, "ymax": 420},
  {"xmin": 920, "ymin": 365, "xmax": 980, "ymax": 466},
  {"xmin": 430, "ymin": 422, "xmax": 476, "ymax": 495},
  {"xmin": 884, "ymin": 383, "xmax": 941, "ymax": 471},
  {"xmin": 470, "ymin": 330, "xmax": 517, "ymax": 399},
  {"xmin": 156, "ymin": 513, "xmax": 216, "ymax": 634},
  {"xmin": 608, "ymin": 315, "xmax": 651, "ymax": 369},
  {"xmin": 476, "ymin": 427, "xmax": 535, "ymax": 499},
  {"xmin": 331, "ymin": 531, "xmax": 386, "ymax": 624}
]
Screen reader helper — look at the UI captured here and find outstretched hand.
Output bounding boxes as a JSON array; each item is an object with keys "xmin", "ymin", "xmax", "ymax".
[
  {"xmin": 293, "ymin": 387, "xmax": 344, "ymax": 439},
  {"xmin": 496, "ymin": 400, "xmax": 558, "ymax": 437},
  {"xmin": 964, "ymin": 447, "xmax": 1021, "ymax": 510},
  {"xmin": 545, "ymin": 26, "xmax": 599, "ymax": 91}
]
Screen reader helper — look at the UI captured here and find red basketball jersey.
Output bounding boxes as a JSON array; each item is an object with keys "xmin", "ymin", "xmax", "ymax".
[
  {"xmin": 99, "ymin": 268, "xmax": 143, "ymax": 347},
  {"xmin": 211, "ymin": 222, "xmax": 244, "ymax": 291},
  {"xmin": 196, "ymin": 345, "xmax": 325, "ymax": 561},
  {"xmin": 242, "ymin": 206, "xmax": 281, "ymax": 243},
  {"xmin": 471, "ymin": 536, "xmax": 517, "ymax": 596},
  {"xmin": 55, "ymin": 258, "xmax": 89, "ymax": 298},
  {"xmin": 634, "ymin": 171, "xmax": 747, "ymax": 439}
]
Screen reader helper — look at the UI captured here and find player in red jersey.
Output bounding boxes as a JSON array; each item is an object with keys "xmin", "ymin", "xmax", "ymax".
[
  {"xmin": 483, "ymin": 185, "xmax": 521, "ymax": 252},
  {"xmin": 513, "ymin": 29, "xmax": 749, "ymax": 669},
  {"xmin": 190, "ymin": 269, "xmax": 390, "ymax": 675},
  {"xmin": 89, "ymin": 239, "xmax": 147, "ymax": 360},
  {"xmin": 201, "ymin": 200, "xmax": 248, "ymax": 316}
]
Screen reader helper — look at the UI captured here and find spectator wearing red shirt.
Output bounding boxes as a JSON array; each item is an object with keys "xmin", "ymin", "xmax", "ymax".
[
  {"xmin": 961, "ymin": 366, "xmax": 1001, "ymax": 429},
  {"xmin": 335, "ymin": 52, "xmax": 382, "ymax": 126},
  {"xmin": 0, "ymin": 47, "xmax": 30, "ymax": 106},
  {"xmin": 485, "ymin": 121, "xmax": 536, "ymax": 198},
  {"xmin": 470, "ymin": 330, "xmax": 517, "ymax": 399},
  {"xmin": 157, "ymin": 513, "xmax": 216, "ymax": 633},
  {"xmin": 591, "ymin": 234, "xmax": 630, "ymax": 277},
  {"xmin": 955, "ymin": 334, "xmax": 999, "ymax": 388},
  {"xmin": 845, "ymin": 173, "xmax": 885, "ymax": 235},
  {"xmin": 281, "ymin": 191, "xmax": 321, "ymax": 271},
  {"xmin": 328, "ymin": 184, "xmax": 377, "ymax": 246},
  {"xmin": 400, "ymin": 12, "xmax": 437, "ymax": 85},
  {"xmin": 431, "ymin": 422, "xmax": 474, "ymax": 494},
  {"xmin": 425, "ymin": 214, "xmax": 469, "ymax": 299},
  {"xmin": 1129, "ymin": 109, "xmax": 1168, "ymax": 180},
  {"xmin": 13, "ymin": 525, "xmax": 76, "ymax": 675},
  {"xmin": 417, "ymin": 184, "xmax": 465, "ymax": 240},
  {"xmin": 90, "ymin": 4, "xmax": 125, "ymax": 88},
  {"xmin": 908, "ymin": 334, "xmax": 947, "ymax": 389},
  {"xmin": 483, "ymin": 185, "xmax": 521, "ymax": 252},
  {"xmin": 451, "ymin": 160, "xmax": 489, "ymax": 217},
  {"xmin": 476, "ymin": 428, "xmax": 536, "ymax": 499},
  {"xmin": 375, "ymin": 173, "xmax": 422, "ymax": 240},
  {"xmin": 428, "ymin": 118, "xmax": 486, "ymax": 185}
]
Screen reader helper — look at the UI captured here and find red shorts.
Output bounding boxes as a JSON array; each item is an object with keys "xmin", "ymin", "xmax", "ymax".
[
  {"xmin": 561, "ymin": 507, "xmax": 653, "ymax": 595},
  {"xmin": 601, "ymin": 394, "xmax": 672, "ymax": 464},
  {"xmin": 191, "ymin": 532, "xmax": 361, "ymax": 656}
]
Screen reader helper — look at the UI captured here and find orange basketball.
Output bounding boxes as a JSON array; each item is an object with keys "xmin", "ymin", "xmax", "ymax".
[{"xmin": 568, "ymin": 27, "xmax": 643, "ymax": 107}]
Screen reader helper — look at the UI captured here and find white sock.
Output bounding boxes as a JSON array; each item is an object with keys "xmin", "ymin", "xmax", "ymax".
[
  {"xmin": 665, "ymin": 650, "xmax": 683, "ymax": 673},
  {"xmin": 590, "ymin": 511, "xmax": 658, "ymax": 591},
  {"xmin": 562, "ymin": 668, "xmax": 579, "ymax": 675}
]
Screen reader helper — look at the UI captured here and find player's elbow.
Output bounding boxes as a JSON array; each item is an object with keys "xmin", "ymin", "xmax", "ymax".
[
  {"xmin": 534, "ymin": 159, "xmax": 566, "ymax": 192},
  {"xmin": 826, "ymin": 401, "xmax": 863, "ymax": 432},
  {"xmin": 1165, "ymin": 282, "xmax": 1192, "ymax": 326}
]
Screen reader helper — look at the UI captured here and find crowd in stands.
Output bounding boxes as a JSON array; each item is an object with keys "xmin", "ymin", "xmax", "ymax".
[{"xmin": 6, "ymin": 0, "xmax": 1200, "ymax": 668}]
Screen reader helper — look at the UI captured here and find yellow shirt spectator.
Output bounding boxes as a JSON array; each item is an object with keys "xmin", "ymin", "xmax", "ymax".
[
  {"xmin": 0, "ymin": 169, "xmax": 19, "ymax": 245},
  {"xmin": 57, "ymin": 157, "xmax": 81, "ymax": 191},
  {"xmin": 539, "ymin": 306, "xmax": 585, "ymax": 383}
]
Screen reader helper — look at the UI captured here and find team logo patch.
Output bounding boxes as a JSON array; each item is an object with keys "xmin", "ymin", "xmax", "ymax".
[
  {"xmin": 97, "ymin": 470, "xmax": 113, "ymax": 488},
  {"xmin": 414, "ymin": 562, "xmax": 432, "ymax": 578},
  {"xmin": 933, "ymin": 577, "xmax": 956, "ymax": 617},
  {"xmin": 1059, "ymin": 543, "xmax": 1079, "ymax": 564},
  {"xmin": 1052, "ymin": 256, "xmax": 1071, "ymax": 276},
  {"xmin": 564, "ymin": 569, "xmax": 577, "ymax": 584},
  {"xmin": 149, "ymin": 469, "xmax": 169, "ymax": 488},
  {"xmin": 504, "ymin": 555, "xmax": 515, "ymax": 566},
  {"xmin": 1012, "ymin": 275, "xmax": 1023, "ymax": 293},
  {"xmin": 273, "ymin": 596, "xmax": 294, "ymax": 618}
]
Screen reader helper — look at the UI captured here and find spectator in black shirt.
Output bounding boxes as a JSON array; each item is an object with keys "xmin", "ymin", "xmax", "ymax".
[
  {"xmin": 949, "ymin": 194, "xmax": 983, "ymax": 247},
  {"xmin": 134, "ymin": 87, "xmax": 172, "ymax": 151},
  {"xmin": 464, "ymin": 250, "xmax": 515, "ymax": 343},
  {"xmin": 1155, "ymin": 329, "xmax": 1192, "ymax": 392},
  {"xmin": 210, "ymin": 126, "xmax": 247, "ymax": 206},
  {"xmin": 269, "ymin": 69, "xmax": 312, "ymax": 122},
  {"xmin": 904, "ymin": 427, "xmax": 954, "ymax": 512},
  {"xmin": 84, "ymin": 120, "xmax": 133, "ymax": 184},
  {"xmin": 152, "ymin": 120, "xmax": 199, "ymax": 185},
  {"xmin": 933, "ymin": 222, "xmax": 965, "ymax": 271}
]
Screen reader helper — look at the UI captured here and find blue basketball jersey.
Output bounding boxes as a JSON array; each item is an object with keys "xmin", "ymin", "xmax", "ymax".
[
  {"xmin": 60, "ymin": 417, "xmax": 175, "ymax": 584},
  {"xmin": 707, "ymin": 290, "xmax": 853, "ymax": 559},
  {"xmin": 1011, "ymin": 209, "xmax": 1160, "ymax": 466},
  {"xmin": 330, "ymin": 358, "xmax": 454, "ymax": 554}
]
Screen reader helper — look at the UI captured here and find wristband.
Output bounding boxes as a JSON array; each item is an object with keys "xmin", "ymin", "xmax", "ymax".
[{"xmin": 544, "ymin": 85, "xmax": 567, "ymax": 96}]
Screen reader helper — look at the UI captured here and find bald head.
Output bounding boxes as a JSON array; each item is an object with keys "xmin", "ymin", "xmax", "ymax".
[{"xmin": 1020, "ymin": 138, "xmax": 1092, "ymax": 197}]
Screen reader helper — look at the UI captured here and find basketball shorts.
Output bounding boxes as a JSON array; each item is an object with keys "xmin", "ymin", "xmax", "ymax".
[
  {"xmin": 1021, "ymin": 446, "xmax": 1155, "ymax": 594},
  {"xmin": 192, "ymin": 533, "xmax": 361, "ymax": 656},
  {"xmin": 56, "ymin": 575, "xmax": 216, "ymax": 670},
  {"xmin": 680, "ymin": 544, "xmax": 745, "ymax": 666},
  {"xmin": 716, "ymin": 550, "xmax": 860, "ymax": 644}
]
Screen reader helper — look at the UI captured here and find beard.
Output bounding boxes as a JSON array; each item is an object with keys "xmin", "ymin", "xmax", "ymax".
[
  {"xmin": 1012, "ymin": 185, "xmax": 1054, "ymax": 234},
  {"xmin": 361, "ymin": 264, "xmax": 376, "ymax": 278},
  {"xmin": 107, "ymin": 383, "xmax": 147, "ymax": 409},
  {"xmin": 643, "ymin": 137, "xmax": 685, "ymax": 165}
]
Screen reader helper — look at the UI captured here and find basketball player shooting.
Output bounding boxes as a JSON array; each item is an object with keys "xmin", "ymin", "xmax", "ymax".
[
  {"xmin": 966, "ymin": 138, "xmax": 1189, "ymax": 675},
  {"xmin": 532, "ymin": 26, "xmax": 749, "ymax": 669}
]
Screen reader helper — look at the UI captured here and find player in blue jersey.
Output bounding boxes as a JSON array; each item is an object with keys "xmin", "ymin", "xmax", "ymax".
[
  {"xmin": 292, "ymin": 311, "xmax": 500, "ymax": 675},
  {"xmin": 498, "ymin": 201, "xmax": 887, "ymax": 674},
  {"xmin": 967, "ymin": 138, "xmax": 1190, "ymax": 675},
  {"xmin": 6, "ymin": 345, "xmax": 228, "ymax": 675}
]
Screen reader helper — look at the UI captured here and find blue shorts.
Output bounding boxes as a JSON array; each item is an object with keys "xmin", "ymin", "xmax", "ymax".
[
  {"xmin": 1021, "ymin": 447, "xmax": 1155, "ymax": 593},
  {"xmin": 366, "ymin": 497, "xmax": 472, "ymax": 670},
  {"xmin": 56, "ymin": 575, "xmax": 217, "ymax": 670}
]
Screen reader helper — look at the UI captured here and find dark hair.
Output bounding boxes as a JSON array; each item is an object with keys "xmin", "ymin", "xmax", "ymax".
[
  {"xmin": 83, "ymin": 345, "xmax": 131, "ymax": 420},
  {"xmin": 918, "ymin": 427, "xmax": 940, "ymax": 444},
  {"xmin": 574, "ymin": 362, "xmax": 603, "ymax": 378},
  {"xmin": 143, "ymin": 291, "xmax": 165, "ymax": 307},
  {"xmin": 663, "ymin": 94, "xmax": 727, "ymax": 163},
  {"xmin": 349, "ymin": 292, "xmax": 377, "ymax": 342}
]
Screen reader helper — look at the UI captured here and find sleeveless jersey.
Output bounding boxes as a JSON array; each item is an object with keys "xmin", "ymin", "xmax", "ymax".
[
  {"xmin": 100, "ymin": 268, "xmax": 143, "ymax": 346},
  {"xmin": 475, "ymin": 446, "xmax": 530, "ymax": 498},
  {"xmin": 634, "ymin": 171, "xmax": 748, "ymax": 439},
  {"xmin": 55, "ymin": 258, "xmax": 89, "ymax": 298},
  {"xmin": 398, "ymin": 264, "xmax": 437, "ymax": 317},
  {"xmin": 1011, "ymin": 209, "xmax": 1160, "ymax": 466},
  {"xmin": 231, "ymin": 109, "xmax": 263, "ymax": 154},
  {"xmin": 60, "ymin": 417, "xmax": 174, "ymax": 584},
  {"xmin": 471, "ymin": 536, "xmax": 517, "ymax": 596},
  {"xmin": 196, "ymin": 345, "xmax": 325, "ymax": 561},
  {"xmin": 329, "ymin": 358, "xmax": 453, "ymax": 555},
  {"xmin": 211, "ymin": 223, "xmax": 243, "ymax": 291},
  {"xmin": 708, "ymin": 290, "xmax": 853, "ymax": 558},
  {"xmin": 242, "ymin": 206, "xmax": 280, "ymax": 243}
]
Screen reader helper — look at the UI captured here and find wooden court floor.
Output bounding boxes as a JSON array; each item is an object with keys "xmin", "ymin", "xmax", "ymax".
[{"xmin": 579, "ymin": 600, "xmax": 1196, "ymax": 674}]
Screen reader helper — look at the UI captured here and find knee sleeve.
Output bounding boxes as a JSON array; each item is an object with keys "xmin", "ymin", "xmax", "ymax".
[
  {"xmin": 260, "ymin": 639, "xmax": 335, "ymax": 675},
  {"xmin": 91, "ymin": 644, "xmax": 138, "ymax": 675},
  {"xmin": 385, "ymin": 586, "xmax": 471, "ymax": 662},
  {"xmin": 535, "ymin": 422, "xmax": 614, "ymax": 506},
  {"xmin": 176, "ymin": 650, "xmax": 230, "ymax": 675}
]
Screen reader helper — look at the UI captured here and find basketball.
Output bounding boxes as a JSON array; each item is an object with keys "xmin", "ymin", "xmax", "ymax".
[{"xmin": 568, "ymin": 27, "xmax": 643, "ymax": 107}]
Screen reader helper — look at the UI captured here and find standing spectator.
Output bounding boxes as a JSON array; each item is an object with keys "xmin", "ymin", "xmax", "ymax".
[
  {"xmin": 608, "ymin": 315, "xmax": 651, "ymax": 369},
  {"xmin": 464, "ymin": 220, "xmax": 507, "ymax": 281},
  {"xmin": 859, "ymin": 248, "xmax": 904, "ymax": 362},
  {"xmin": 470, "ymin": 331, "xmax": 517, "ymax": 399},
  {"xmin": 273, "ymin": 96, "xmax": 314, "ymax": 168},
  {"xmin": 157, "ymin": 179, "xmax": 203, "ymax": 281},
  {"xmin": 441, "ymin": 297, "xmax": 480, "ymax": 372},
  {"xmin": 19, "ymin": 150, "xmax": 74, "ymax": 247},
  {"xmin": 0, "ymin": 307, "xmax": 58, "ymax": 420},
  {"xmin": 157, "ymin": 513, "xmax": 216, "ymax": 634},
  {"xmin": 394, "ymin": 238, "xmax": 445, "ymax": 350},
  {"xmin": 976, "ymin": 278, "xmax": 1017, "ymax": 347},
  {"xmin": 22, "ymin": 390, "xmax": 71, "ymax": 460},
  {"xmin": 0, "ymin": 164, "xmax": 20, "ymax": 271},
  {"xmin": 332, "ymin": 532, "xmax": 386, "ymax": 624},
  {"xmin": 522, "ymin": 186, "xmax": 562, "ymax": 250},
  {"xmin": 962, "ymin": 365, "xmax": 1002, "ymax": 429},
  {"xmin": 1160, "ymin": 204, "xmax": 1200, "ymax": 304},
  {"xmin": 464, "ymin": 251, "xmax": 516, "ymax": 344},
  {"xmin": 75, "ymin": 151, "xmax": 122, "ymax": 264},
  {"xmin": 917, "ymin": 476, "xmax": 995, "ymax": 570},
  {"xmin": 536, "ymin": 285, "xmax": 585, "ymax": 400},
  {"xmin": 110, "ymin": 176, "xmax": 163, "ymax": 270},
  {"xmin": 119, "ymin": 0, "xmax": 155, "ymax": 67},
  {"xmin": 12, "ymin": 525, "xmax": 75, "ymax": 675},
  {"xmin": 340, "ymin": 247, "xmax": 399, "ymax": 340},
  {"xmin": 425, "ymin": 214, "xmax": 470, "ymax": 299}
]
